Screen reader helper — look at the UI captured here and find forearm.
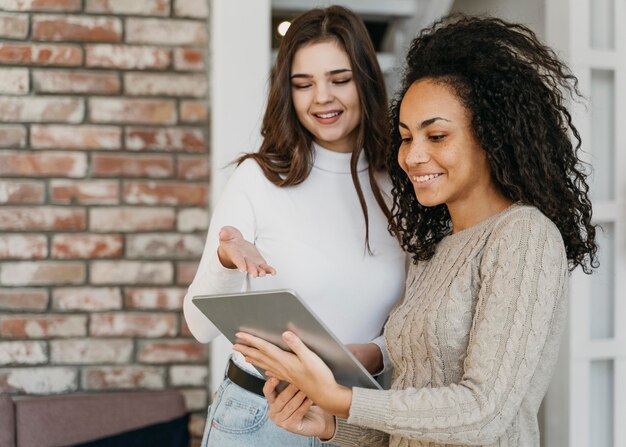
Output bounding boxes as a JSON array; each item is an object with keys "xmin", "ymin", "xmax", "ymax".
[{"xmin": 183, "ymin": 251, "xmax": 245, "ymax": 343}]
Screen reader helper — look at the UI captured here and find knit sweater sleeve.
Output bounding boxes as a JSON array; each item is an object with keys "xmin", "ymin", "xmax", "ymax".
[
  {"xmin": 182, "ymin": 160, "xmax": 260, "ymax": 344},
  {"xmin": 333, "ymin": 211, "xmax": 568, "ymax": 446}
]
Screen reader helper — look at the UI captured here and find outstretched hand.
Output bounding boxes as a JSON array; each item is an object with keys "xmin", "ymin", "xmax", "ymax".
[
  {"xmin": 217, "ymin": 226, "xmax": 276, "ymax": 277},
  {"xmin": 263, "ymin": 378, "xmax": 336, "ymax": 440},
  {"xmin": 233, "ymin": 331, "xmax": 352, "ymax": 418}
]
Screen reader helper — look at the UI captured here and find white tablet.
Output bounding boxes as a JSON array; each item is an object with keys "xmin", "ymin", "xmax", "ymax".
[{"xmin": 192, "ymin": 289, "xmax": 382, "ymax": 390}]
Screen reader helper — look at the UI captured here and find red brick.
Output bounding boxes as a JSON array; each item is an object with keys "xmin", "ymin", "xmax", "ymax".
[
  {"xmin": 0, "ymin": 314, "xmax": 87, "ymax": 337},
  {"xmin": 85, "ymin": 0, "xmax": 170, "ymax": 16},
  {"xmin": 0, "ymin": 234, "xmax": 47, "ymax": 259},
  {"xmin": 92, "ymin": 153, "xmax": 173, "ymax": 178},
  {"xmin": 86, "ymin": 44, "xmax": 170, "ymax": 69},
  {"xmin": 0, "ymin": 341, "xmax": 47, "ymax": 365},
  {"xmin": 179, "ymin": 101, "xmax": 207, "ymax": 123},
  {"xmin": 174, "ymin": 0, "xmax": 207, "ymax": 18},
  {"xmin": 179, "ymin": 316, "xmax": 192, "ymax": 336},
  {"xmin": 126, "ymin": 18, "xmax": 207, "ymax": 46},
  {"xmin": 50, "ymin": 338, "xmax": 131, "ymax": 364},
  {"xmin": 82, "ymin": 366, "xmax": 164, "ymax": 390},
  {"xmin": 0, "ymin": 42, "xmax": 82, "ymax": 65},
  {"xmin": 0, "ymin": 151, "xmax": 87, "ymax": 177},
  {"xmin": 124, "ymin": 72, "xmax": 206, "ymax": 97},
  {"xmin": 52, "ymin": 234, "xmax": 122, "ymax": 259},
  {"xmin": 127, "ymin": 233, "xmax": 204, "ymax": 259},
  {"xmin": 181, "ymin": 389, "xmax": 206, "ymax": 411},
  {"xmin": 0, "ymin": 261, "xmax": 85, "ymax": 286},
  {"xmin": 50, "ymin": 179, "xmax": 119, "ymax": 204},
  {"xmin": 125, "ymin": 287, "xmax": 185, "ymax": 309},
  {"xmin": 0, "ymin": 67, "xmax": 29, "ymax": 94},
  {"xmin": 176, "ymin": 261, "xmax": 197, "ymax": 286},
  {"xmin": 0, "ymin": 180, "xmax": 45, "ymax": 204},
  {"xmin": 0, "ymin": 12, "xmax": 28, "ymax": 39},
  {"xmin": 170, "ymin": 365, "xmax": 207, "ymax": 387},
  {"xmin": 178, "ymin": 155, "xmax": 209, "ymax": 180},
  {"xmin": 126, "ymin": 127, "xmax": 206, "ymax": 152},
  {"xmin": 31, "ymin": 125, "xmax": 121, "ymax": 150},
  {"xmin": 89, "ymin": 207, "xmax": 176, "ymax": 232},
  {"xmin": 51, "ymin": 339, "xmax": 132, "ymax": 365},
  {"xmin": 33, "ymin": 70, "xmax": 121, "ymax": 94},
  {"xmin": 0, "ymin": 125, "xmax": 26, "ymax": 147},
  {"xmin": 0, "ymin": 0, "xmax": 81, "ymax": 11},
  {"xmin": 90, "ymin": 260, "xmax": 173, "ymax": 285},
  {"xmin": 0, "ymin": 288, "xmax": 49, "ymax": 311},
  {"xmin": 173, "ymin": 47, "xmax": 204, "ymax": 71},
  {"xmin": 177, "ymin": 208, "xmax": 208, "ymax": 232},
  {"xmin": 90, "ymin": 312, "xmax": 178, "ymax": 336},
  {"xmin": 32, "ymin": 15, "xmax": 122, "ymax": 42},
  {"xmin": 138, "ymin": 340, "xmax": 206, "ymax": 363},
  {"xmin": 124, "ymin": 181, "xmax": 208, "ymax": 206},
  {"xmin": 0, "ymin": 97, "xmax": 84, "ymax": 123},
  {"xmin": 0, "ymin": 207, "xmax": 85, "ymax": 231},
  {"xmin": 52, "ymin": 286, "xmax": 122, "ymax": 310},
  {"xmin": 0, "ymin": 367, "xmax": 77, "ymax": 394},
  {"xmin": 89, "ymin": 98, "xmax": 176, "ymax": 125}
]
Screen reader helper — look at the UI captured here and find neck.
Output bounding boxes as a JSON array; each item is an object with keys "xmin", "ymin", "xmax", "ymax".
[{"xmin": 448, "ymin": 190, "xmax": 514, "ymax": 233}]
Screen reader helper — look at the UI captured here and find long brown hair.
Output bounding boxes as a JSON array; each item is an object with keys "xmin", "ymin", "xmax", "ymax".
[{"xmin": 238, "ymin": 6, "xmax": 390, "ymax": 251}]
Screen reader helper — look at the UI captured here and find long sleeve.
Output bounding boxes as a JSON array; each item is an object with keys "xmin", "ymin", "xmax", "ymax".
[
  {"xmin": 182, "ymin": 161, "xmax": 259, "ymax": 343},
  {"xmin": 333, "ymin": 212, "xmax": 568, "ymax": 446}
]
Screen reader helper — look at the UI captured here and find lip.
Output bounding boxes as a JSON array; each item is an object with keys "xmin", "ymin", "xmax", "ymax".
[{"xmin": 312, "ymin": 110, "xmax": 343, "ymax": 125}]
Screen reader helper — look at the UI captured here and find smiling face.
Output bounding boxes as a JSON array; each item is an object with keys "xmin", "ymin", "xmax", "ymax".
[
  {"xmin": 290, "ymin": 40, "xmax": 361, "ymax": 153},
  {"xmin": 398, "ymin": 79, "xmax": 498, "ymax": 213}
]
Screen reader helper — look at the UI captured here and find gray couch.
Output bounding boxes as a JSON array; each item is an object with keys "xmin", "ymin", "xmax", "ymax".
[{"xmin": 0, "ymin": 390, "xmax": 189, "ymax": 447}]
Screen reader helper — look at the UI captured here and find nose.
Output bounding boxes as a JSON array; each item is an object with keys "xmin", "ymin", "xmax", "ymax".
[
  {"xmin": 402, "ymin": 140, "xmax": 430, "ymax": 166},
  {"xmin": 314, "ymin": 83, "xmax": 333, "ymax": 104}
]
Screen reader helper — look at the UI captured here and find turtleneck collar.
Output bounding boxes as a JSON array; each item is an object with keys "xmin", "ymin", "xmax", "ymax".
[{"xmin": 312, "ymin": 141, "xmax": 369, "ymax": 174}]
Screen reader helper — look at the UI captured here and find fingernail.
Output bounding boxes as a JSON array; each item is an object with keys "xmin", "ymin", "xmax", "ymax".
[{"xmin": 283, "ymin": 331, "xmax": 293, "ymax": 341}]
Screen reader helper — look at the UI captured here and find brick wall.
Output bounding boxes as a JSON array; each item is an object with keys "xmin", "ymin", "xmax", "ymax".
[{"xmin": 0, "ymin": 0, "xmax": 210, "ymax": 443}]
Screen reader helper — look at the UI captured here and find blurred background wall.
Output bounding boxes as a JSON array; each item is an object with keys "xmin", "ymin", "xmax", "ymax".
[{"xmin": 0, "ymin": 0, "xmax": 211, "ymax": 442}]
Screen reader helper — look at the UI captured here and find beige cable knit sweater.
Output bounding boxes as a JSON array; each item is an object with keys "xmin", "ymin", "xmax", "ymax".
[{"xmin": 330, "ymin": 204, "xmax": 568, "ymax": 447}]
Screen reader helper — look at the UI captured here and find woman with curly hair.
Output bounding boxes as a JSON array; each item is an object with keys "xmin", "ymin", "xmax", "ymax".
[{"xmin": 233, "ymin": 15, "xmax": 598, "ymax": 447}]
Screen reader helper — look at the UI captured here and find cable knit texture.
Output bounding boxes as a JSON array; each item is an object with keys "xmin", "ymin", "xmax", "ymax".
[{"xmin": 329, "ymin": 204, "xmax": 568, "ymax": 447}]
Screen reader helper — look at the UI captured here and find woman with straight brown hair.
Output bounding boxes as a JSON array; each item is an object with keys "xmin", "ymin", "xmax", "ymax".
[{"xmin": 182, "ymin": 6, "xmax": 405, "ymax": 447}]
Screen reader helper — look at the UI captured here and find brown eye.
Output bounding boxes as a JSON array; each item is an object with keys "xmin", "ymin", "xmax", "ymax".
[{"xmin": 429, "ymin": 134, "xmax": 446, "ymax": 142}]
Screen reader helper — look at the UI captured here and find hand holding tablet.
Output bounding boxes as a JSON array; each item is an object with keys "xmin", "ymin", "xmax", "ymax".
[{"xmin": 192, "ymin": 289, "xmax": 382, "ymax": 390}]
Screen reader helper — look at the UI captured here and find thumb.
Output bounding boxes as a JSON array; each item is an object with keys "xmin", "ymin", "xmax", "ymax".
[
  {"xmin": 282, "ymin": 331, "xmax": 309, "ymax": 357},
  {"xmin": 219, "ymin": 225, "xmax": 242, "ymax": 242}
]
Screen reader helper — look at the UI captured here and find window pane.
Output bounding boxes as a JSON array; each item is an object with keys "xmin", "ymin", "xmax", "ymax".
[
  {"xmin": 590, "ymin": 0, "xmax": 614, "ymax": 49},
  {"xmin": 590, "ymin": 360, "xmax": 614, "ymax": 447},
  {"xmin": 590, "ymin": 69, "xmax": 615, "ymax": 201},
  {"xmin": 591, "ymin": 223, "xmax": 614, "ymax": 338}
]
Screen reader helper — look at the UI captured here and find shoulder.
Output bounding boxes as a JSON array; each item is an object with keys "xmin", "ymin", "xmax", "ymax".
[
  {"xmin": 225, "ymin": 157, "xmax": 270, "ymax": 189},
  {"xmin": 488, "ymin": 204, "xmax": 566, "ymax": 259},
  {"xmin": 494, "ymin": 205, "xmax": 560, "ymax": 237}
]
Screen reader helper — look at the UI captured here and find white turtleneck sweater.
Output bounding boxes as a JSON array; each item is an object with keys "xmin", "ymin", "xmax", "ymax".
[{"xmin": 183, "ymin": 143, "xmax": 406, "ymax": 374}]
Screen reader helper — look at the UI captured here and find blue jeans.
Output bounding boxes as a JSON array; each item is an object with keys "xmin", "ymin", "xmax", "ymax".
[{"xmin": 201, "ymin": 377, "xmax": 338, "ymax": 447}]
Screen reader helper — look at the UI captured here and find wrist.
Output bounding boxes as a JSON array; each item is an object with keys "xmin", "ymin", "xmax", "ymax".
[
  {"xmin": 217, "ymin": 246, "xmax": 236, "ymax": 269},
  {"xmin": 320, "ymin": 415, "xmax": 337, "ymax": 442},
  {"xmin": 367, "ymin": 342, "xmax": 384, "ymax": 374},
  {"xmin": 323, "ymin": 384, "xmax": 352, "ymax": 419}
]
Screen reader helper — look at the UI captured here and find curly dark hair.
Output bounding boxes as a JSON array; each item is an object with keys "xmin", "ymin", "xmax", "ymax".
[{"xmin": 388, "ymin": 15, "xmax": 598, "ymax": 273}]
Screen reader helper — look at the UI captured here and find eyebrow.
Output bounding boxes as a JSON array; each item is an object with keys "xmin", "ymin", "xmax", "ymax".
[
  {"xmin": 290, "ymin": 68, "xmax": 352, "ymax": 80},
  {"xmin": 399, "ymin": 117, "xmax": 451, "ymax": 130}
]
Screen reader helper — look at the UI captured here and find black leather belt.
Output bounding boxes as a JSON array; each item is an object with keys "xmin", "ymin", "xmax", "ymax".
[{"xmin": 227, "ymin": 359, "xmax": 266, "ymax": 397}]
